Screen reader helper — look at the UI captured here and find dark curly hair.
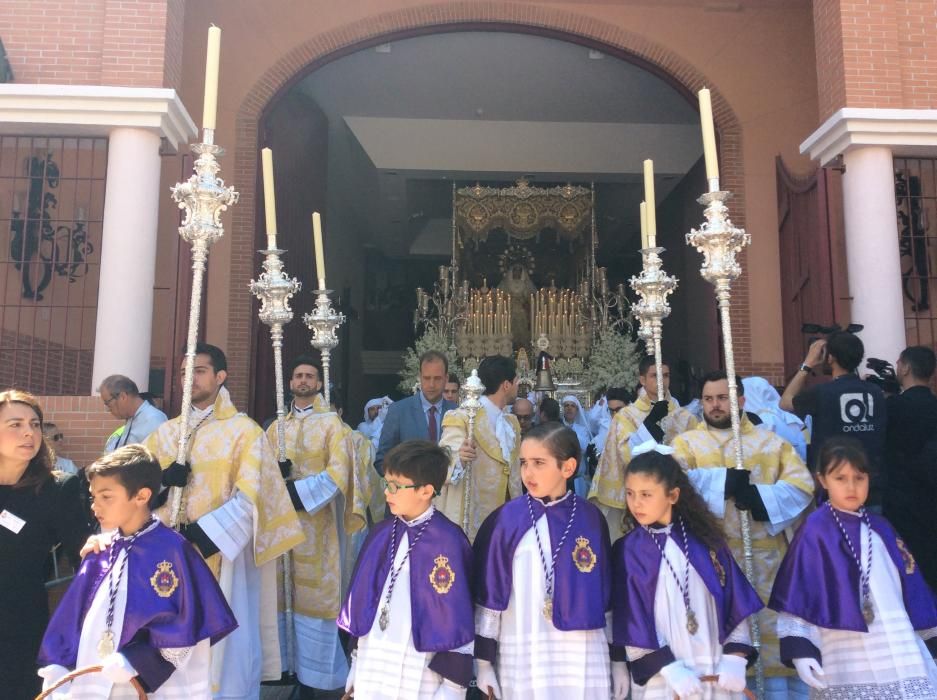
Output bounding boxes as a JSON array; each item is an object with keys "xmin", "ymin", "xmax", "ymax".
[
  {"xmin": 0, "ymin": 389, "xmax": 54, "ymax": 492},
  {"xmin": 624, "ymin": 449, "xmax": 725, "ymax": 550}
]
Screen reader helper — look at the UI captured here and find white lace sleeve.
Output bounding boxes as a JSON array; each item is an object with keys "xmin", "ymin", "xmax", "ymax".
[
  {"xmin": 918, "ymin": 626, "xmax": 937, "ymax": 641},
  {"xmin": 475, "ymin": 605, "xmax": 501, "ymax": 639},
  {"xmin": 777, "ymin": 612, "xmax": 821, "ymax": 648},
  {"xmin": 452, "ymin": 639, "xmax": 474, "ymax": 655},
  {"xmin": 726, "ymin": 620, "xmax": 752, "ymax": 646},
  {"xmin": 159, "ymin": 646, "xmax": 194, "ymax": 668},
  {"xmin": 625, "ymin": 646, "xmax": 655, "ymax": 662}
]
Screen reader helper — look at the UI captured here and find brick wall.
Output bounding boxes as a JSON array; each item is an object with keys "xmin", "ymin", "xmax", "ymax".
[
  {"xmin": 0, "ymin": 328, "xmax": 94, "ymax": 396},
  {"xmin": 0, "ymin": 0, "xmax": 182, "ymax": 88},
  {"xmin": 815, "ymin": 0, "xmax": 937, "ymax": 120},
  {"xmin": 226, "ymin": 3, "xmax": 750, "ymax": 407},
  {"xmin": 39, "ymin": 395, "xmax": 122, "ymax": 469}
]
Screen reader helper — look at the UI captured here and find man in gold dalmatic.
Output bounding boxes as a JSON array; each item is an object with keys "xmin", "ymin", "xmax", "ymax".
[
  {"xmin": 144, "ymin": 343, "xmax": 304, "ymax": 699},
  {"xmin": 671, "ymin": 371, "xmax": 814, "ymax": 700},
  {"xmin": 267, "ymin": 355, "xmax": 369, "ymax": 699},
  {"xmin": 437, "ymin": 355, "xmax": 522, "ymax": 542},
  {"xmin": 589, "ymin": 356, "xmax": 698, "ymax": 540}
]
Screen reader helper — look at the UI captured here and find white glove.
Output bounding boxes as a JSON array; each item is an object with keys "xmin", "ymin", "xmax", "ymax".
[
  {"xmin": 793, "ymin": 657, "xmax": 827, "ymax": 690},
  {"xmin": 475, "ymin": 659, "xmax": 502, "ymax": 698},
  {"xmin": 716, "ymin": 654, "xmax": 748, "ymax": 692},
  {"xmin": 100, "ymin": 652, "xmax": 137, "ymax": 684},
  {"xmin": 433, "ymin": 678, "xmax": 466, "ymax": 700},
  {"xmin": 660, "ymin": 660, "xmax": 703, "ymax": 698},
  {"xmin": 38, "ymin": 664, "xmax": 69, "ymax": 691},
  {"xmin": 450, "ymin": 461, "xmax": 466, "ymax": 484},
  {"xmin": 611, "ymin": 660, "xmax": 630, "ymax": 700},
  {"xmin": 346, "ymin": 652, "xmax": 357, "ymax": 693}
]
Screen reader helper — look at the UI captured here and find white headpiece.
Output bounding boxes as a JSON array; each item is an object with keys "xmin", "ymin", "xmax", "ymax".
[
  {"xmin": 561, "ymin": 395, "xmax": 593, "ymax": 439},
  {"xmin": 363, "ymin": 398, "xmax": 384, "ymax": 424},
  {"xmin": 631, "ymin": 440, "xmax": 676, "ymax": 457}
]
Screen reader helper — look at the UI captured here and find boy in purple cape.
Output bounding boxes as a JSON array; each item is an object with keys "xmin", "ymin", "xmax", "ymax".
[
  {"xmin": 610, "ymin": 443, "xmax": 763, "ymax": 700},
  {"xmin": 769, "ymin": 437, "xmax": 937, "ymax": 698},
  {"xmin": 36, "ymin": 444, "xmax": 237, "ymax": 699},
  {"xmin": 473, "ymin": 422, "xmax": 613, "ymax": 700},
  {"xmin": 338, "ymin": 440, "xmax": 474, "ymax": 699}
]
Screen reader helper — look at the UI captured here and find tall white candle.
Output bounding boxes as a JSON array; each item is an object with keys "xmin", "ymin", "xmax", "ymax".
[
  {"xmin": 640, "ymin": 201, "xmax": 648, "ymax": 250},
  {"xmin": 643, "ymin": 159, "xmax": 657, "ymax": 248},
  {"xmin": 312, "ymin": 212, "xmax": 326, "ymax": 290},
  {"xmin": 261, "ymin": 148, "xmax": 277, "ymax": 249},
  {"xmin": 202, "ymin": 26, "xmax": 221, "ymax": 131},
  {"xmin": 698, "ymin": 88, "xmax": 720, "ymax": 187}
]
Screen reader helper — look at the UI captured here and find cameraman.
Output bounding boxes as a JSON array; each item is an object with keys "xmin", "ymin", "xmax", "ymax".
[
  {"xmin": 883, "ymin": 345, "xmax": 937, "ymax": 589},
  {"xmin": 779, "ymin": 330, "xmax": 887, "ymax": 506}
]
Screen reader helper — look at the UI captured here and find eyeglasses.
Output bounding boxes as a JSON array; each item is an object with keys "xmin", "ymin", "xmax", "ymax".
[
  {"xmin": 102, "ymin": 395, "xmax": 119, "ymax": 407},
  {"xmin": 515, "ymin": 413, "xmax": 534, "ymax": 422},
  {"xmin": 51, "ymin": 433, "xmax": 63, "ymax": 441},
  {"xmin": 380, "ymin": 478, "xmax": 422, "ymax": 494}
]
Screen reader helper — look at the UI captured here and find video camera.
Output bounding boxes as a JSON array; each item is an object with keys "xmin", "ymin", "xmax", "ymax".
[
  {"xmin": 865, "ymin": 357, "xmax": 900, "ymax": 394},
  {"xmin": 801, "ymin": 322, "xmax": 864, "ymax": 352}
]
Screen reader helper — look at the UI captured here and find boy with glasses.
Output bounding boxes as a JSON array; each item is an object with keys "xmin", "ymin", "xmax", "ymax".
[{"xmin": 339, "ymin": 440, "xmax": 474, "ymax": 699}]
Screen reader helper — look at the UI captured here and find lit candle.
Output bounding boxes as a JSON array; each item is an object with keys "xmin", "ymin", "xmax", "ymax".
[
  {"xmin": 312, "ymin": 212, "xmax": 326, "ymax": 290},
  {"xmin": 202, "ymin": 26, "xmax": 221, "ymax": 131},
  {"xmin": 698, "ymin": 88, "xmax": 720, "ymax": 189},
  {"xmin": 643, "ymin": 159, "xmax": 657, "ymax": 248},
  {"xmin": 640, "ymin": 201, "xmax": 648, "ymax": 250},
  {"xmin": 261, "ymin": 148, "xmax": 277, "ymax": 249}
]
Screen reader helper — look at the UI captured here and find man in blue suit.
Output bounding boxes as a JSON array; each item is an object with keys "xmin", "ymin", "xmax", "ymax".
[{"xmin": 375, "ymin": 350, "xmax": 456, "ymax": 474}]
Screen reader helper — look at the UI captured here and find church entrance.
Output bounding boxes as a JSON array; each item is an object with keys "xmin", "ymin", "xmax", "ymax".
[{"xmin": 248, "ymin": 28, "xmax": 722, "ymax": 421}]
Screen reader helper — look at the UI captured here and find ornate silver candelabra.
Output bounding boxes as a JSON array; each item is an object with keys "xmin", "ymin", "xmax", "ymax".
[
  {"xmin": 686, "ymin": 187, "xmax": 763, "ymax": 698},
  {"xmin": 590, "ymin": 266, "xmax": 630, "ymax": 336},
  {"xmin": 249, "ymin": 247, "xmax": 300, "ymax": 677},
  {"xmin": 168, "ymin": 129, "xmax": 239, "ymax": 529},
  {"xmin": 459, "ymin": 369, "xmax": 484, "ymax": 533},
  {"xmin": 629, "ymin": 248, "xmax": 678, "ymax": 402},
  {"xmin": 414, "ymin": 264, "xmax": 468, "ymax": 343},
  {"xmin": 304, "ymin": 288, "xmax": 346, "ymax": 406}
]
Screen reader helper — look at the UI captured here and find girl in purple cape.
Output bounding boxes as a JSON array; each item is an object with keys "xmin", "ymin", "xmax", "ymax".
[
  {"xmin": 610, "ymin": 442, "xmax": 763, "ymax": 700},
  {"xmin": 769, "ymin": 437, "xmax": 937, "ymax": 698},
  {"xmin": 473, "ymin": 422, "xmax": 612, "ymax": 699}
]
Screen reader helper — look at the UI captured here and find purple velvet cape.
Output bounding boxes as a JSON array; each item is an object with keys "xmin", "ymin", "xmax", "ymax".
[
  {"xmin": 338, "ymin": 509, "xmax": 475, "ymax": 652},
  {"xmin": 769, "ymin": 506, "xmax": 937, "ymax": 633},
  {"xmin": 38, "ymin": 521, "xmax": 237, "ymax": 690},
  {"xmin": 610, "ymin": 525, "xmax": 763, "ymax": 683},
  {"xmin": 473, "ymin": 493, "xmax": 612, "ymax": 631}
]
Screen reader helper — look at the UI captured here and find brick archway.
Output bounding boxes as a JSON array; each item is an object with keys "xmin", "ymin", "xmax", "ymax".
[{"xmin": 227, "ymin": 1, "xmax": 750, "ymax": 406}]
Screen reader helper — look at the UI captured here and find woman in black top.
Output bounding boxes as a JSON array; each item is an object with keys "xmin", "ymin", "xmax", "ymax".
[{"xmin": 0, "ymin": 389, "xmax": 89, "ymax": 699}]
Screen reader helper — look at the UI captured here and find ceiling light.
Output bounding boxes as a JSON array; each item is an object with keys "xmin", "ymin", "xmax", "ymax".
[
  {"xmin": 375, "ymin": 43, "xmax": 392, "ymax": 53},
  {"xmin": 588, "ymin": 50, "xmax": 604, "ymax": 60}
]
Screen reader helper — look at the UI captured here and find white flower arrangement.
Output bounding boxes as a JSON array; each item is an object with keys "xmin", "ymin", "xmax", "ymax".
[
  {"xmin": 583, "ymin": 327, "xmax": 642, "ymax": 392},
  {"xmin": 398, "ymin": 329, "xmax": 462, "ymax": 393}
]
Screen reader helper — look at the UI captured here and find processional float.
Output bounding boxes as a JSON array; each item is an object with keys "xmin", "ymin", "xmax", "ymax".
[{"xmin": 686, "ymin": 88, "xmax": 763, "ymax": 698}]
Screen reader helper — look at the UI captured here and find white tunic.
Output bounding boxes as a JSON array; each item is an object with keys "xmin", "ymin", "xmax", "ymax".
[
  {"xmin": 63, "ymin": 545, "xmax": 212, "ymax": 699},
  {"xmin": 777, "ymin": 523, "xmax": 937, "ymax": 699},
  {"xmin": 353, "ymin": 508, "xmax": 469, "ymax": 699},
  {"xmin": 626, "ymin": 528, "xmax": 751, "ymax": 700},
  {"xmin": 477, "ymin": 502, "xmax": 610, "ymax": 699}
]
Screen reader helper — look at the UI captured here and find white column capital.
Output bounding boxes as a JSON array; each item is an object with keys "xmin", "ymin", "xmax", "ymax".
[
  {"xmin": 801, "ymin": 107, "xmax": 937, "ymax": 166},
  {"xmin": 0, "ymin": 85, "xmax": 196, "ymax": 153}
]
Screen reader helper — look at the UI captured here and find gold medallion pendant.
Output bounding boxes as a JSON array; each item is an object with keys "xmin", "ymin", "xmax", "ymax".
[
  {"xmin": 862, "ymin": 598, "xmax": 875, "ymax": 625},
  {"xmin": 686, "ymin": 609, "xmax": 699, "ymax": 635},
  {"xmin": 97, "ymin": 630, "xmax": 115, "ymax": 659},
  {"xmin": 542, "ymin": 596, "xmax": 553, "ymax": 621},
  {"xmin": 378, "ymin": 605, "xmax": 390, "ymax": 631}
]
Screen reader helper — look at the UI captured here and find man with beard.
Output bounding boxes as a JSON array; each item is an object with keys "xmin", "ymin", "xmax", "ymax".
[
  {"xmin": 437, "ymin": 355, "xmax": 522, "ymax": 541},
  {"xmin": 671, "ymin": 370, "xmax": 814, "ymax": 700},
  {"xmin": 266, "ymin": 356, "xmax": 367, "ymax": 698},
  {"xmin": 144, "ymin": 343, "xmax": 304, "ymax": 699},
  {"xmin": 589, "ymin": 358, "xmax": 697, "ymax": 540}
]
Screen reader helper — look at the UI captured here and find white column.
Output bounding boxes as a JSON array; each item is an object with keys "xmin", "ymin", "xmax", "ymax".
[
  {"xmin": 841, "ymin": 146, "xmax": 906, "ymax": 365},
  {"xmin": 91, "ymin": 127, "xmax": 162, "ymax": 393}
]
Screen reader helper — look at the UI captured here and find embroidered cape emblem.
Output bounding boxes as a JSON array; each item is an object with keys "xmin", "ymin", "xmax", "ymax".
[
  {"xmin": 150, "ymin": 560, "xmax": 180, "ymax": 598},
  {"xmin": 572, "ymin": 536, "xmax": 597, "ymax": 573},
  {"xmin": 430, "ymin": 554, "xmax": 455, "ymax": 594},
  {"xmin": 710, "ymin": 549, "xmax": 726, "ymax": 586},
  {"xmin": 896, "ymin": 538, "xmax": 917, "ymax": 574}
]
